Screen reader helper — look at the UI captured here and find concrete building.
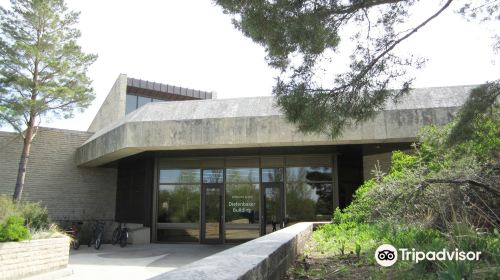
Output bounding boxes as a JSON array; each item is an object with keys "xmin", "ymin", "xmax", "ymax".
[{"xmin": 0, "ymin": 74, "xmax": 473, "ymax": 244}]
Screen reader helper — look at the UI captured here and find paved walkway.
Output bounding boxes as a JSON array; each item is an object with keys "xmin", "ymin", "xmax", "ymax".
[{"xmin": 62, "ymin": 243, "xmax": 234, "ymax": 279}]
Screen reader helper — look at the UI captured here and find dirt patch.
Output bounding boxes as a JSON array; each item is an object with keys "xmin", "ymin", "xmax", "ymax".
[{"xmin": 283, "ymin": 253, "xmax": 379, "ymax": 280}]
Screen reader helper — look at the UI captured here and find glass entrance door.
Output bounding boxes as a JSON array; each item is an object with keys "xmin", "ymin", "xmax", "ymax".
[
  {"xmin": 201, "ymin": 169, "xmax": 224, "ymax": 243},
  {"xmin": 261, "ymin": 182, "xmax": 284, "ymax": 235}
]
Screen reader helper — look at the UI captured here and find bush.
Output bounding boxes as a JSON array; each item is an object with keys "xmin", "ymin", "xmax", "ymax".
[
  {"xmin": 20, "ymin": 201, "xmax": 50, "ymax": 232},
  {"xmin": 317, "ymin": 91, "xmax": 500, "ymax": 278},
  {"xmin": 0, "ymin": 195, "xmax": 52, "ymax": 241},
  {"xmin": 0, "ymin": 215, "xmax": 30, "ymax": 242},
  {"xmin": 332, "ymin": 179, "xmax": 377, "ymax": 224}
]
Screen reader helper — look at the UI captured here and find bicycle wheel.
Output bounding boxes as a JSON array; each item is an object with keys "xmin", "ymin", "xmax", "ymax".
[
  {"xmin": 94, "ymin": 232, "xmax": 102, "ymax": 249},
  {"xmin": 111, "ymin": 227, "xmax": 121, "ymax": 245},
  {"xmin": 119, "ymin": 230, "xmax": 128, "ymax": 248}
]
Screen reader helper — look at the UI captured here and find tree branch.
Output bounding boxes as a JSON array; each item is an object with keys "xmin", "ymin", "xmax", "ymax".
[
  {"xmin": 330, "ymin": 0, "xmax": 404, "ymax": 15},
  {"xmin": 422, "ymin": 178, "xmax": 500, "ymax": 197},
  {"xmin": 332, "ymin": 0, "xmax": 455, "ymax": 93}
]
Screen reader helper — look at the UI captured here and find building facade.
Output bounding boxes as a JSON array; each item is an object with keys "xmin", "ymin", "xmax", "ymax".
[{"xmin": 0, "ymin": 74, "xmax": 473, "ymax": 244}]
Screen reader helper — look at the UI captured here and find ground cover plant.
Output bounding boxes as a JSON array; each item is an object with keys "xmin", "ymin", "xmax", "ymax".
[
  {"xmin": 285, "ymin": 83, "xmax": 500, "ymax": 279},
  {"xmin": 0, "ymin": 195, "xmax": 62, "ymax": 241}
]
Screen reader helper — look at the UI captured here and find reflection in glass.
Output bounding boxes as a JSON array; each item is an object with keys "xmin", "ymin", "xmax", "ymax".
[
  {"xmin": 158, "ymin": 184, "xmax": 200, "ymax": 223},
  {"xmin": 225, "ymin": 183, "xmax": 259, "ymax": 224},
  {"xmin": 203, "ymin": 169, "xmax": 224, "ymax": 183},
  {"xmin": 125, "ymin": 94, "xmax": 137, "ymax": 114},
  {"xmin": 160, "ymin": 169, "xmax": 200, "ymax": 184},
  {"xmin": 225, "ymin": 168, "xmax": 259, "ymax": 183},
  {"xmin": 157, "ymin": 229, "xmax": 199, "ymax": 242},
  {"xmin": 286, "ymin": 166, "xmax": 333, "ymax": 223},
  {"xmin": 205, "ymin": 186, "xmax": 221, "ymax": 240},
  {"xmin": 262, "ymin": 168, "xmax": 283, "ymax": 183},
  {"xmin": 225, "ymin": 168, "xmax": 259, "ymax": 241},
  {"xmin": 286, "ymin": 182, "xmax": 333, "ymax": 222},
  {"xmin": 225, "ymin": 229, "xmax": 259, "ymax": 241},
  {"xmin": 286, "ymin": 167, "xmax": 332, "ymax": 182},
  {"xmin": 225, "ymin": 183, "xmax": 259, "ymax": 241},
  {"xmin": 264, "ymin": 185, "xmax": 282, "ymax": 234}
]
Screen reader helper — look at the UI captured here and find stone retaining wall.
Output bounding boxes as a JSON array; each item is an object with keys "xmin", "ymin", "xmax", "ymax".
[
  {"xmin": 0, "ymin": 237, "xmax": 70, "ymax": 279},
  {"xmin": 151, "ymin": 222, "xmax": 315, "ymax": 280}
]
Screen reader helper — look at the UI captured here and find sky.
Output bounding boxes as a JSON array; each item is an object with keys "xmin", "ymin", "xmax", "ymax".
[{"xmin": 0, "ymin": 0, "xmax": 499, "ymax": 131}]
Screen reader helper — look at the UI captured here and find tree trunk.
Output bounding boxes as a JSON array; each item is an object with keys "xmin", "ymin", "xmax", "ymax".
[
  {"xmin": 14, "ymin": 46, "xmax": 39, "ymax": 202},
  {"xmin": 12, "ymin": 119, "xmax": 35, "ymax": 202}
]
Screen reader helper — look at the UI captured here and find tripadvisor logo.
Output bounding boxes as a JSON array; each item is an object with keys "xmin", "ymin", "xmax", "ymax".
[
  {"xmin": 375, "ymin": 244, "xmax": 398, "ymax": 267},
  {"xmin": 375, "ymin": 244, "xmax": 482, "ymax": 267}
]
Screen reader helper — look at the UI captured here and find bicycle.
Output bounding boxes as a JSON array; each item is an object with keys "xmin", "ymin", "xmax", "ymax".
[
  {"xmin": 111, "ymin": 222, "xmax": 129, "ymax": 248},
  {"xmin": 65, "ymin": 221, "xmax": 82, "ymax": 250},
  {"xmin": 88, "ymin": 220, "xmax": 105, "ymax": 250}
]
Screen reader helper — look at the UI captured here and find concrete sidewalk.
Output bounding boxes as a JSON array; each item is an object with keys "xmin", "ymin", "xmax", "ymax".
[{"xmin": 61, "ymin": 243, "xmax": 234, "ymax": 279}]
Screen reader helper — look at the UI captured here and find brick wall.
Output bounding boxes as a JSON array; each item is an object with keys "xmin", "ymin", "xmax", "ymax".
[
  {"xmin": 0, "ymin": 127, "xmax": 117, "ymax": 222},
  {"xmin": 0, "ymin": 237, "xmax": 69, "ymax": 279}
]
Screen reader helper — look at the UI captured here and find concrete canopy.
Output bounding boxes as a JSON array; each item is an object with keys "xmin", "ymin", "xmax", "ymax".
[{"xmin": 76, "ymin": 85, "xmax": 474, "ymax": 167}]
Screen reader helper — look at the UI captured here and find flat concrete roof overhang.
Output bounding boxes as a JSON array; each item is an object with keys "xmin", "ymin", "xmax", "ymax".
[{"xmin": 76, "ymin": 86, "xmax": 473, "ymax": 167}]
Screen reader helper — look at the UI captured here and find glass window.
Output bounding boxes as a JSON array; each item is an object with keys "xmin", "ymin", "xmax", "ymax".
[
  {"xmin": 159, "ymin": 169, "xmax": 200, "ymax": 184},
  {"xmin": 262, "ymin": 168, "xmax": 283, "ymax": 182},
  {"xmin": 225, "ymin": 228, "xmax": 259, "ymax": 242},
  {"xmin": 125, "ymin": 94, "xmax": 137, "ymax": 114},
  {"xmin": 225, "ymin": 182, "xmax": 259, "ymax": 241},
  {"xmin": 286, "ymin": 182, "xmax": 333, "ymax": 223},
  {"xmin": 137, "ymin": 96, "xmax": 152, "ymax": 108},
  {"xmin": 157, "ymin": 184, "xmax": 200, "ymax": 223},
  {"xmin": 286, "ymin": 166, "xmax": 333, "ymax": 223},
  {"xmin": 203, "ymin": 169, "xmax": 224, "ymax": 183},
  {"xmin": 157, "ymin": 229, "xmax": 199, "ymax": 242},
  {"xmin": 225, "ymin": 168, "xmax": 259, "ymax": 183},
  {"xmin": 286, "ymin": 167, "xmax": 332, "ymax": 182},
  {"xmin": 157, "ymin": 168, "xmax": 201, "ymax": 242}
]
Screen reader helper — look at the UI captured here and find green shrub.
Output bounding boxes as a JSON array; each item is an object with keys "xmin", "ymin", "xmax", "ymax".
[
  {"xmin": 387, "ymin": 150, "xmax": 419, "ymax": 179},
  {"xmin": 332, "ymin": 179, "xmax": 377, "ymax": 224},
  {"xmin": 316, "ymin": 93, "xmax": 499, "ymax": 279},
  {"xmin": 20, "ymin": 201, "xmax": 50, "ymax": 232},
  {"xmin": 0, "ymin": 215, "xmax": 30, "ymax": 242},
  {"xmin": 437, "ymin": 261, "xmax": 474, "ymax": 280},
  {"xmin": 0, "ymin": 195, "xmax": 51, "ymax": 237}
]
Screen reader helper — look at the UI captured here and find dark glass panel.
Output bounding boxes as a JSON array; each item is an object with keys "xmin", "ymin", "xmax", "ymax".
[
  {"xmin": 203, "ymin": 169, "xmax": 224, "ymax": 183},
  {"xmin": 262, "ymin": 168, "xmax": 283, "ymax": 182},
  {"xmin": 225, "ymin": 168, "xmax": 259, "ymax": 183},
  {"xmin": 158, "ymin": 184, "xmax": 200, "ymax": 223},
  {"xmin": 137, "ymin": 95, "xmax": 152, "ymax": 108},
  {"xmin": 157, "ymin": 229, "xmax": 199, "ymax": 242},
  {"xmin": 159, "ymin": 169, "xmax": 200, "ymax": 184},
  {"xmin": 286, "ymin": 167, "xmax": 333, "ymax": 182},
  {"xmin": 286, "ymin": 182, "xmax": 333, "ymax": 223},
  {"xmin": 125, "ymin": 94, "xmax": 137, "ymax": 114}
]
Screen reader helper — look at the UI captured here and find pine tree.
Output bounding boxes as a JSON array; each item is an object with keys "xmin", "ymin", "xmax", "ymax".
[
  {"xmin": 214, "ymin": 0, "xmax": 499, "ymax": 137},
  {"xmin": 0, "ymin": 0, "xmax": 97, "ymax": 201}
]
